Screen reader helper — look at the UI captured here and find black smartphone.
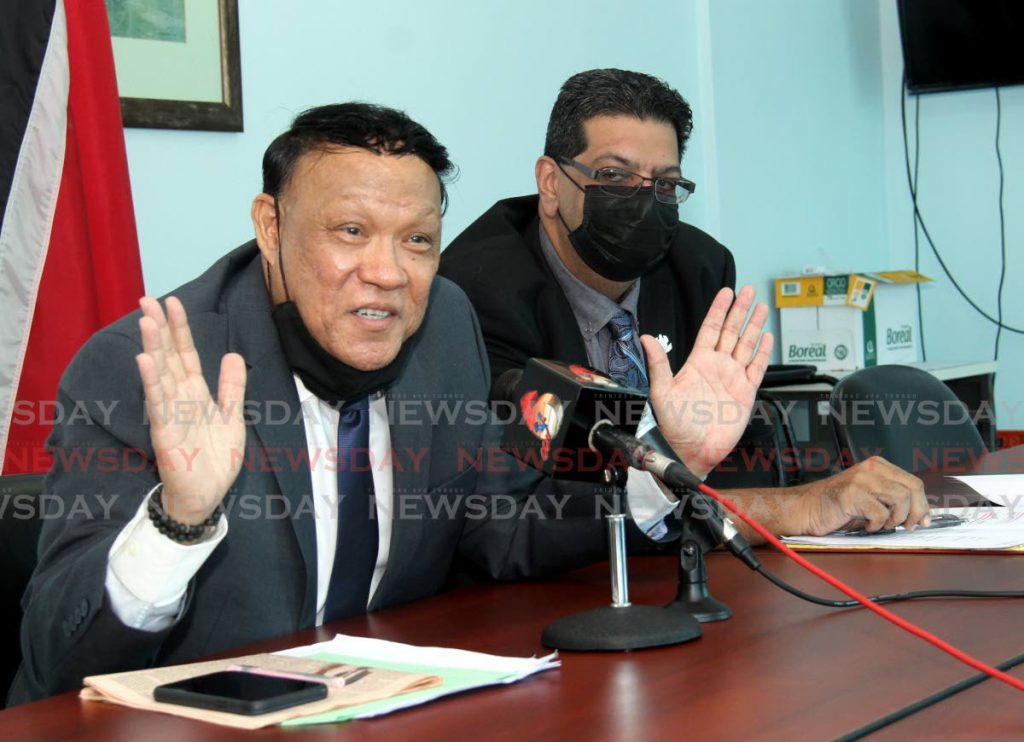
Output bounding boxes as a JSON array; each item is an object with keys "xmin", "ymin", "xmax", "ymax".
[{"xmin": 153, "ymin": 670, "xmax": 327, "ymax": 715}]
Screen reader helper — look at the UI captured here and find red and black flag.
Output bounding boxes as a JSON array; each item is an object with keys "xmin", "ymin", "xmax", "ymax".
[{"xmin": 0, "ymin": 0, "xmax": 144, "ymax": 474}]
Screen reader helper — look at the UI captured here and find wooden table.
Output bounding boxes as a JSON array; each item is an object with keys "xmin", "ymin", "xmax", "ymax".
[{"xmin": 2, "ymin": 544, "xmax": 1022, "ymax": 740}]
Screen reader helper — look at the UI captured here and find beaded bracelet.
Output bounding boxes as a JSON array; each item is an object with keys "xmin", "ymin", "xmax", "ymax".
[{"xmin": 146, "ymin": 483, "xmax": 222, "ymax": 544}]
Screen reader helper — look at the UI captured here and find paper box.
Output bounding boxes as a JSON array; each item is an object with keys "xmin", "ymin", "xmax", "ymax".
[{"xmin": 774, "ymin": 271, "xmax": 931, "ymax": 373}]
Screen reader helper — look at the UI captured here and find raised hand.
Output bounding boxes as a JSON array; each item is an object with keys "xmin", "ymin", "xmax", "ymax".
[
  {"xmin": 135, "ymin": 296, "xmax": 247, "ymax": 525},
  {"xmin": 640, "ymin": 286, "xmax": 773, "ymax": 479}
]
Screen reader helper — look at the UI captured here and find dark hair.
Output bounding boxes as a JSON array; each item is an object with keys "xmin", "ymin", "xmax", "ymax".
[
  {"xmin": 543, "ymin": 69, "xmax": 693, "ymax": 161},
  {"xmin": 262, "ymin": 102, "xmax": 456, "ymax": 213}
]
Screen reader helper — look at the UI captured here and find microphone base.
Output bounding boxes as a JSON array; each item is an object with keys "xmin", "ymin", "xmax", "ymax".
[
  {"xmin": 541, "ymin": 604, "xmax": 702, "ymax": 652},
  {"xmin": 542, "ymin": 467, "xmax": 701, "ymax": 652},
  {"xmin": 668, "ymin": 537, "xmax": 733, "ymax": 623},
  {"xmin": 666, "ymin": 590, "xmax": 733, "ymax": 623}
]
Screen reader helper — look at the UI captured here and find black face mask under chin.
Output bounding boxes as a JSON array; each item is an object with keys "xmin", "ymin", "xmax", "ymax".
[
  {"xmin": 559, "ymin": 185, "xmax": 679, "ymax": 283},
  {"xmin": 270, "ymin": 300, "xmax": 414, "ymax": 406},
  {"xmin": 266, "ymin": 214, "xmax": 415, "ymax": 406}
]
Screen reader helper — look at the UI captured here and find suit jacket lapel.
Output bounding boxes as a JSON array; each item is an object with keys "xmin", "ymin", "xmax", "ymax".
[
  {"xmin": 223, "ymin": 253, "xmax": 319, "ymax": 623},
  {"xmin": 523, "ymin": 217, "xmax": 591, "ymax": 368},
  {"xmin": 537, "ymin": 284, "xmax": 590, "ymax": 367},
  {"xmin": 638, "ymin": 263, "xmax": 685, "ymax": 372}
]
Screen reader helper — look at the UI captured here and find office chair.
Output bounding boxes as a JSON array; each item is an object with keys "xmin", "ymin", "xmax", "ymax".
[
  {"xmin": 706, "ymin": 364, "xmax": 833, "ymax": 489},
  {"xmin": 0, "ymin": 473, "xmax": 45, "ymax": 707},
  {"xmin": 705, "ymin": 398, "xmax": 793, "ymax": 489},
  {"xmin": 829, "ymin": 364, "xmax": 987, "ymax": 473}
]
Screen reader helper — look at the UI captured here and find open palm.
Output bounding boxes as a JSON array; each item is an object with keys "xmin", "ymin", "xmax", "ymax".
[
  {"xmin": 135, "ymin": 296, "xmax": 247, "ymax": 524},
  {"xmin": 641, "ymin": 286, "xmax": 773, "ymax": 479}
]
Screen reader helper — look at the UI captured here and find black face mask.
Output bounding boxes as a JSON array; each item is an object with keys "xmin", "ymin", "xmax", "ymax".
[
  {"xmin": 559, "ymin": 185, "xmax": 679, "ymax": 282},
  {"xmin": 267, "ymin": 205, "xmax": 415, "ymax": 406},
  {"xmin": 271, "ymin": 300, "xmax": 414, "ymax": 407}
]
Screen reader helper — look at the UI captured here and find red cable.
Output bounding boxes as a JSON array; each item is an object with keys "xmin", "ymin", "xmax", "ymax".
[{"xmin": 696, "ymin": 482, "xmax": 1024, "ymax": 693}]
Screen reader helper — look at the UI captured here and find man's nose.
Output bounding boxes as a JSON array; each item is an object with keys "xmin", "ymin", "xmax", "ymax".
[{"xmin": 357, "ymin": 238, "xmax": 406, "ymax": 289}]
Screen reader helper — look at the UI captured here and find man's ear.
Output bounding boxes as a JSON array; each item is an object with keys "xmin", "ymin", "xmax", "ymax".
[
  {"xmin": 251, "ymin": 193, "xmax": 280, "ymax": 266},
  {"xmin": 535, "ymin": 156, "xmax": 561, "ymax": 219}
]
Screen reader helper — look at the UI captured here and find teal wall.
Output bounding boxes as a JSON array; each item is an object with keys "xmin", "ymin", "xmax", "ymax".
[
  {"xmin": 701, "ymin": 0, "xmax": 890, "ymax": 323},
  {"xmin": 122, "ymin": 0, "xmax": 1023, "ymax": 422},
  {"xmin": 125, "ymin": 0, "xmax": 712, "ymax": 295},
  {"xmin": 879, "ymin": 0, "xmax": 1024, "ymax": 427}
]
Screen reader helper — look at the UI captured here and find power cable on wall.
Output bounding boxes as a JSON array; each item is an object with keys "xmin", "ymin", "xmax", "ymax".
[
  {"xmin": 994, "ymin": 86, "xmax": 1007, "ymax": 360},
  {"xmin": 912, "ymin": 92, "xmax": 925, "ymax": 360},
  {"xmin": 900, "ymin": 71, "xmax": 1024, "ymax": 337}
]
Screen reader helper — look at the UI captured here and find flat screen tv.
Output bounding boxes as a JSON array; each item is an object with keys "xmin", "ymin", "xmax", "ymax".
[{"xmin": 898, "ymin": 0, "xmax": 1024, "ymax": 94}]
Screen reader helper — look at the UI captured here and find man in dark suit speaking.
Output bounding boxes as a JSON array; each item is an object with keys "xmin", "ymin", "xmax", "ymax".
[
  {"xmin": 11, "ymin": 102, "xmax": 774, "ymax": 703},
  {"xmin": 440, "ymin": 69, "xmax": 930, "ymax": 548}
]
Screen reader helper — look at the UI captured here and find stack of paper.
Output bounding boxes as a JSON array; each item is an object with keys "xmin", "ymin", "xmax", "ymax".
[
  {"xmin": 81, "ymin": 651, "xmax": 442, "ymax": 729},
  {"xmin": 80, "ymin": 637, "xmax": 558, "ymax": 729},
  {"xmin": 277, "ymin": 635, "xmax": 560, "ymax": 726}
]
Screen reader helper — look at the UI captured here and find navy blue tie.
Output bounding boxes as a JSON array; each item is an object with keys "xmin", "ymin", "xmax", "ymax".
[
  {"xmin": 606, "ymin": 310, "xmax": 649, "ymax": 395},
  {"xmin": 323, "ymin": 397, "xmax": 378, "ymax": 622}
]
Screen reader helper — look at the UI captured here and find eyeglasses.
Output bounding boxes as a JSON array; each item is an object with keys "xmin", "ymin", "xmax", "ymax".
[{"xmin": 557, "ymin": 156, "xmax": 696, "ymax": 204}]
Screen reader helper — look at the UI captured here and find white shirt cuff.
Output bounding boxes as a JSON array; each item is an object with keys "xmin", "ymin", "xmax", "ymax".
[
  {"xmin": 105, "ymin": 484, "xmax": 228, "ymax": 632},
  {"xmin": 626, "ymin": 468, "xmax": 678, "ymax": 541}
]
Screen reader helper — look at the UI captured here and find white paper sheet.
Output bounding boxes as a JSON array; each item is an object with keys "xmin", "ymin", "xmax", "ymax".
[
  {"xmin": 781, "ymin": 505, "xmax": 1024, "ymax": 550},
  {"xmin": 949, "ymin": 474, "xmax": 1024, "ymax": 509},
  {"xmin": 276, "ymin": 635, "xmax": 559, "ymax": 722}
]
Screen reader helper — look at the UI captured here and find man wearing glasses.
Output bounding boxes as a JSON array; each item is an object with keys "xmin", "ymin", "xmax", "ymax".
[{"xmin": 441, "ymin": 69, "xmax": 928, "ymax": 571}]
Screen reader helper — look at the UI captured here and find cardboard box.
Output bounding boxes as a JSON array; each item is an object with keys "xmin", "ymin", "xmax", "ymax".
[{"xmin": 774, "ymin": 271, "xmax": 931, "ymax": 373}]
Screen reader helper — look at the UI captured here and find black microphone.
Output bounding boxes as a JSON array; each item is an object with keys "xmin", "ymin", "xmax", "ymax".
[
  {"xmin": 496, "ymin": 360, "xmax": 757, "ymax": 568},
  {"xmin": 496, "ymin": 360, "xmax": 705, "ymax": 486},
  {"xmin": 496, "ymin": 360, "xmax": 649, "ymax": 482},
  {"xmin": 636, "ymin": 425, "xmax": 759, "ymax": 569}
]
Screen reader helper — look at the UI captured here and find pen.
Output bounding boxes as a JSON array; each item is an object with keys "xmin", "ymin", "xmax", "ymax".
[
  {"xmin": 832, "ymin": 513, "xmax": 964, "ymax": 537},
  {"xmin": 341, "ymin": 668, "xmax": 369, "ymax": 684},
  {"xmin": 225, "ymin": 664, "xmax": 369, "ymax": 688}
]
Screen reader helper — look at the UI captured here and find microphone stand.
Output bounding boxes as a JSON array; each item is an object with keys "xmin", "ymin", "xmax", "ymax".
[
  {"xmin": 607, "ymin": 423, "xmax": 732, "ymax": 623},
  {"xmin": 541, "ymin": 464, "xmax": 703, "ymax": 651},
  {"xmin": 668, "ymin": 515, "xmax": 732, "ymax": 622}
]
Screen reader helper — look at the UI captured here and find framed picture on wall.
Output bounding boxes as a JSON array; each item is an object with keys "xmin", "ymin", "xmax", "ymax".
[{"xmin": 106, "ymin": 0, "xmax": 243, "ymax": 132}]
